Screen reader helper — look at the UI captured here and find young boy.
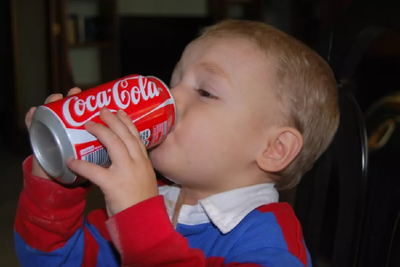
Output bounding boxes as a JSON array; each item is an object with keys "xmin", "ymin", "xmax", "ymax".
[{"xmin": 15, "ymin": 20, "xmax": 339, "ymax": 266}]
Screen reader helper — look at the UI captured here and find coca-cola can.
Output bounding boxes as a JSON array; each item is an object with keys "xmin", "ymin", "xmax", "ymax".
[{"xmin": 29, "ymin": 74, "xmax": 176, "ymax": 184}]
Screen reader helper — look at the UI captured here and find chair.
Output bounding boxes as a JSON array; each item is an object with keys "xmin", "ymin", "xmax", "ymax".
[
  {"xmin": 294, "ymin": 1, "xmax": 400, "ymax": 265},
  {"xmin": 294, "ymin": 85, "xmax": 368, "ymax": 267}
]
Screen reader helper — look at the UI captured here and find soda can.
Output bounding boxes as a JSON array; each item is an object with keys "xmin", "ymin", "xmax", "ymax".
[{"xmin": 29, "ymin": 74, "xmax": 176, "ymax": 184}]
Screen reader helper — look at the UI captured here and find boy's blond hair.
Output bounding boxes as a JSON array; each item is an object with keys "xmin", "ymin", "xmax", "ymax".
[{"xmin": 198, "ymin": 20, "xmax": 339, "ymax": 190}]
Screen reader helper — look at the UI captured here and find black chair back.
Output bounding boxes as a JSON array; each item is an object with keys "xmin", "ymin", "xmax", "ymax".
[
  {"xmin": 294, "ymin": 86, "xmax": 368, "ymax": 267},
  {"xmin": 295, "ymin": 1, "xmax": 400, "ymax": 265}
]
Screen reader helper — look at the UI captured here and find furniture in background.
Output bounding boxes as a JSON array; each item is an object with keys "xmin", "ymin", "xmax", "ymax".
[
  {"xmin": 47, "ymin": 0, "xmax": 120, "ymax": 95},
  {"xmin": 294, "ymin": 0, "xmax": 400, "ymax": 266}
]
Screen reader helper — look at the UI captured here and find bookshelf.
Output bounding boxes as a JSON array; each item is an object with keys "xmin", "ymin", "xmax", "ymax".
[{"xmin": 48, "ymin": 0, "xmax": 120, "ymax": 95}]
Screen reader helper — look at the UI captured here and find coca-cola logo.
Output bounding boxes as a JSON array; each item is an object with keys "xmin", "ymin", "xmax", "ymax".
[{"xmin": 63, "ymin": 76, "xmax": 162, "ymax": 126}]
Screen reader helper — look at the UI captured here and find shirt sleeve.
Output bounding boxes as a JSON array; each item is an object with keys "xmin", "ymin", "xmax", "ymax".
[
  {"xmin": 14, "ymin": 156, "xmax": 119, "ymax": 267},
  {"xmin": 106, "ymin": 195, "xmax": 206, "ymax": 266},
  {"xmin": 106, "ymin": 196, "xmax": 310, "ymax": 267}
]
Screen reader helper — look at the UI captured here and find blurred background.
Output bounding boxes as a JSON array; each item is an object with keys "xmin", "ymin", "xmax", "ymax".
[{"xmin": 0, "ymin": 0, "xmax": 399, "ymax": 266}]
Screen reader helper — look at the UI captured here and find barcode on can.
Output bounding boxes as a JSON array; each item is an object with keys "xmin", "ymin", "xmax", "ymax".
[
  {"xmin": 140, "ymin": 129, "xmax": 151, "ymax": 141},
  {"xmin": 140, "ymin": 129, "xmax": 151, "ymax": 148},
  {"xmin": 81, "ymin": 148, "xmax": 111, "ymax": 167},
  {"xmin": 151, "ymin": 121, "xmax": 168, "ymax": 144}
]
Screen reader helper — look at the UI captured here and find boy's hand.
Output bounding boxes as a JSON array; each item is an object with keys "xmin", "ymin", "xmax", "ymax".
[
  {"xmin": 66, "ymin": 108, "xmax": 158, "ymax": 216},
  {"xmin": 26, "ymin": 88, "xmax": 82, "ymax": 179}
]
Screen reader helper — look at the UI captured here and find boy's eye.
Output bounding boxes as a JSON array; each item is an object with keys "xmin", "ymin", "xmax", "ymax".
[{"xmin": 196, "ymin": 89, "xmax": 217, "ymax": 99}]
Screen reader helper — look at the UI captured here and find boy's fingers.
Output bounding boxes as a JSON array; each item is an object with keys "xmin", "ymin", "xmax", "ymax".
[
  {"xmin": 84, "ymin": 120, "xmax": 131, "ymax": 166},
  {"xmin": 116, "ymin": 110, "xmax": 148, "ymax": 158},
  {"xmin": 45, "ymin": 93, "xmax": 63, "ymax": 104},
  {"xmin": 25, "ymin": 107, "xmax": 36, "ymax": 129},
  {"xmin": 66, "ymin": 158, "xmax": 108, "ymax": 188},
  {"xmin": 67, "ymin": 87, "xmax": 81, "ymax": 96},
  {"xmin": 31, "ymin": 89, "xmax": 79, "ymax": 129},
  {"xmin": 99, "ymin": 108, "xmax": 144, "ymax": 161}
]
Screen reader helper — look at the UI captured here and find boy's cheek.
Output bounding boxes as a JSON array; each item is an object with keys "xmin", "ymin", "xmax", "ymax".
[{"xmin": 148, "ymin": 144, "xmax": 177, "ymax": 167}]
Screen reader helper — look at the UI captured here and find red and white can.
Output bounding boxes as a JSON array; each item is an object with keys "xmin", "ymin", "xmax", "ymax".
[{"xmin": 29, "ymin": 74, "xmax": 176, "ymax": 184}]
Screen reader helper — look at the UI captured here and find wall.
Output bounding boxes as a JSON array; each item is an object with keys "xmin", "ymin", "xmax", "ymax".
[
  {"xmin": 0, "ymin": 0, "xmax": 16, "ymax": 145},
  {"xmin": 14, "ymin": 0, "xmax": 49, "ymax": 129}
]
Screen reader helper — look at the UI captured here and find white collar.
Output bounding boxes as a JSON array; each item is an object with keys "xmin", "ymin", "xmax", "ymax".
[{"xmin": 159, "ymin": 183, "xmax": 279, "ymax": 234}]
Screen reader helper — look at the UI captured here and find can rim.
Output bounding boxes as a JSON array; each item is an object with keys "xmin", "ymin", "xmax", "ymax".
[
  {"xmin": 147, "ymin": 75, "xmax": 178, "ymax": 132},
  {"xmin": 30, "ymin": 106, "xmax": 78, "ymax": 184}
]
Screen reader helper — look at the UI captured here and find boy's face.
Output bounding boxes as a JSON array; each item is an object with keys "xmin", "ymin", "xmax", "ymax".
[{"xmin": 149, "ymin": 36, "xmax": 277, "ymax": 194}]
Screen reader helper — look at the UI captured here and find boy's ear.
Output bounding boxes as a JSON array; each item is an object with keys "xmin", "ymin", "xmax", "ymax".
[{"xmin": 256, "ymin": 127, "xmax": 303, "ymax": 173}]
